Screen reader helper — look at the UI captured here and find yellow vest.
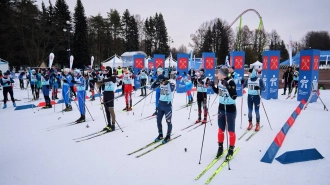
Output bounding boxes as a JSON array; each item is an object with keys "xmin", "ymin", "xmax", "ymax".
[{"xmin": 117, "ymin": 68, "xmax": 123, "ymax": 75}]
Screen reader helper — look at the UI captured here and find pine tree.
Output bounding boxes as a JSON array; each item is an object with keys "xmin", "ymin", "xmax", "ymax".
[
  {"xmin": 54, "ymin": 0, "xmax": 71, "ymax": 68},
  {"xmin": 201, "ymin": 27, "xmax": 212, "ymax": 52},
  {"xmin": 122, "ymin": 9, "xmax": 131, "ymax": 51},
  {"xmin": 154, "ymin": 13, "xmax": 169, "ymax": 54},
  {"xmin": 129, "ymin": 15, "xmax": 139, "ymax": 51},
  {"xmin": 108, "ymin": 9, "xmax": 123, "ymax": 55},
  {"xmin": 72, "ymin": 0, "xmax": 89, "ymax": 68},
  {"xmin": 219, "ymin": 20, "xmax": 229, "ymax": 65}
]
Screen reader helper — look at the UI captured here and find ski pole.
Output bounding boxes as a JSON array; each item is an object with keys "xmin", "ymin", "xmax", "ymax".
[
  {"xmin": 211, "ymin": 94, "xmax": 219, "ymax": 107},
  {"xmin": 207, "ymin": 94, "xmax": 213, "ymax": 126},
  {"xmin": 258, "ymin": 93, "xmax": 272, "ymax": 130},
  {"xmin": 188, "ymin": 91, "xmax": 194, "ymax": 120},
  {"xmin": 198, "ymin": 113, "xmax": 207, "ymax": 164},
  {"xmin": 132, "ymin": 90, "xmax": 153, "ymax": 108},
  {"xmin": 149, "ymin": 89, "xmax": 154, "ymax": 103},
  {"xmin": 240, "ymin": 88, "xmax": 244, "ymax": 129},
  {"xmin": 224, "ymin": 98, "xmax": 231, "ymax": 170},
  {"xmin": 141, "ymin": 90, "xmax": 148, "ymax": 116}
]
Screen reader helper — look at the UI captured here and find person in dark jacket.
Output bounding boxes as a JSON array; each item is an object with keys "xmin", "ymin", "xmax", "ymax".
[{"xmin": 281, "ymin": 66, "xmax": 294, "ymax": 95}]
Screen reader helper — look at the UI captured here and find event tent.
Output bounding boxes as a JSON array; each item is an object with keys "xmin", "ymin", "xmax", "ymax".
[
  {"xmin": 164, "ymin": 57, "xmax": 177, "ymax": 68},
  {"xmin": 102, "ymin": 55, "xmax": 123, "ymax": 67}
]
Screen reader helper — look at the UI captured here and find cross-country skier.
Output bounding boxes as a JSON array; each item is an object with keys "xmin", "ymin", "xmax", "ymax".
[
  {"xmin": 61, "ymin": 68, "xmax": 73, "ymax": 112},
  {"xmin": 0, "ymin": 71, "xmax": 16, "ymax": 109},
  {"xmin": 151, "ymin": 67, "xmax": 164, "ymax": 116},
  {"xmin": 211, "ymin": 65, "xmax": 237, "ymax": 160},
  {"xmin": 18, "ymin": 71, "xmax": 25, "ymax": 90},
  {"xmin": 102, "ymin": 66, "xmax": 117, "ymax": 132},
  {"xmin": 177, "ymin": 71, "xmax": 193, "ymax": 105},
  {"xmin": 117, "ymin": 69, "xmax": 134, "ymax": 111},
  {"xmin": 152, "ymin": 74, "xmax": 176, "ymax": 144},
  {"xmin": 290, "ymin": 68, "xmax": 299, "ymax": 98},
  {"xmin": 281, "ymin": 66, "xmax": 293, "ymax": 95},
  {"xmin": 41, "ymin": 69, "xmax": 52, "ymax": 109},
  {"xmin": 87, "ymin": 68, "xmax": 97, "ymax": 101},
  {"xmin": 195, "ymin": 69, "xmax": 209, "ymax": 123},
  {"xmin": 28, "ymin": 69, "xmax": 41, "ymax": 100},
  {"xmin": 243, "ymin": 68, "xmax": 265, "ymax": 131},
  {"xmin": 138, "ymin": 69, "xmax": 148, "ymax": 96},
  {"xmin": 50, "ymin": 69, "xmax": 60, "ymax": 100},
  {"xmin": 72, "ymin": 69, "xmax": 86, "ymax": 123}
]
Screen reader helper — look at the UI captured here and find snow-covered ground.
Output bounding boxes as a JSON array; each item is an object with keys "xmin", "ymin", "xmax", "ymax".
[{"xmin": 1, "ymin": 81, "xmax": 330, "ymax": 185}]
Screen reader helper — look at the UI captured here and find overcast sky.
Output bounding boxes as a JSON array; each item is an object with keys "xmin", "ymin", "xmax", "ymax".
[{"xmin": 38, "ymin": 0, "xmax": 330, "ymax": 49}]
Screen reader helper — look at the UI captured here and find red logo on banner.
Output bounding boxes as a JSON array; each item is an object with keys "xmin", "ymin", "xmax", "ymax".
[
  {"xmin": 148, "ymin": 62, "xmax": 153, "ymax": 69},
  {"xmin": 155, "ymin": 59, "xmax": 164, "ymax": 68},
  {"xmin": 263, "ymin": 56, "xmax": 268, "ymax": 70},
  {"xmin": 301, "ymin": 56, "xmax": 310, "ymax": 70},
  {"xmin": 178, "ymin": 58, "xmax": 188, "ymax": 69},
  {"xmin": 270, "ymin": 56, "xmax": 278, "ymax": 70},
  {"xmin": 205, "ymin": 57, "xmax": 214, "ymax": 69},
  {"xmin": 234, "ymin": 56, "xmax": 243, "ymax": 69},
  {"xmin": 135, "ymin": 58, "xmax": 144, "ymax": 69},
  {"xmin": 313, "ymin": 56, "xmax": 319, "ymax": 70}
]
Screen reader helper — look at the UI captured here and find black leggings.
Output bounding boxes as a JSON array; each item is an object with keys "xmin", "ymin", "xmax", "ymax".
[
  {"xmin": 19, "ymin": 79, "xmax": 24, "ymax": 89},
  {"xmin": 3, "ymin": 86, "xmax": 15, "ymax": 104},
  {"xmin": 31, "ymin": 84, "xmax": 40, "ymax": 98},
  {"xmin": 103, "ymin": 91, "xmax": 115, "ymax": 124},
  {"xmin": 197, "ymin": 92, "xmax": 207, "ymax": 118}
]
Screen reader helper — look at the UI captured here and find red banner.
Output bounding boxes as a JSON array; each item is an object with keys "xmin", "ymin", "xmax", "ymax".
[
  {"xmin": 234, "ymin": 56, "xmax": 243, "ymax": 69},
  {"xmin": 270, "ymin": 56, "xmax": 279, "ymax": 70},
  {"xmin": 313, "ymin": 56, "xmax": 319, "ymax": 70},
  {"xmin": 135, "ymin": 58, "xmax": 144, "ymax": 69},
  {"xmin": 178, "ymin": 58, "xmax": 188, "ymax": 69},
  {"xmin": 205, "ymin": 57, "xmax": 214, "ymax": 69},
  {"xmin": 263, "ymin": 56, "xmax": 268, "ymax": 69},
  {"xmin": 301, "ymin": 56, "xmax": 311, "ymax": 70}
]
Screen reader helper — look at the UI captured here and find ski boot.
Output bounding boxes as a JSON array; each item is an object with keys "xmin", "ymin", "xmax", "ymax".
[
  {"xmin": 281, "ymin": 92, "xmax": 286, "ymax": 95},
  {"xmin": 216, "ymin": 143, "xmax": 224, "ymax": 158},
  {"xmin": 76, "ymin": 114, "xmax": 85, "ymax": 123},
  {"xmin": 196, "ymin": 116, "xmax": 201, "ymax": 123},
  {"xmin": 152, "ymin": 109, "xmax": 158, "ymax": 116},
  {"xmin": 2, "ymin": 103, "xmax": 7, "ymax": 109},
  {"xmin": 13, "ymin": 103, "xmax": 16, "ymax": 107},
  {"xmin": 225, "ymin": 146, "xmax": 235, "ymax": 161},
  {"xmin": 127, "ymin": 106, "xmax": 133, "ymax": 111},
  {"xmin": 102, "ymin": 125, "xmax": 113, "ymax": 132},
  {"xmin": 55, "ymin": 95, "xmax": 59, "ymax": 100},
  {"xmin": 255, "ymin": 122, "xmax": 260, "ymax": 131},
  {"xmin": 162, "ymin": 134, "xmax": 171, "ymax": 144},
  {"xmin": 111, "ymin": 123, "xmax": 115, "ymax": 131},
  {"xmin": 202, "ymin": 117, "xmax": 207, "ymax": 124},
  {"xmin": 90, "ymin": 96, "xmax": 95, "ymax": 101},
  {"xmin": 62, "ymin": 105, "xmax": 68, "ymax": 112},
  {"xmin": 67, "ymin": 105, "xmax": 72, "ymax": 111},
  {"xmin": 123, "ymin": 104, "xmax": 129, "ymax": 111},
  {"xmin": 155, "ymin": 133, "xmax": 163, "ymax": 142},
  {"xmin": 247, "ymin": 121, "xmax": 253, "ymax": 130}
]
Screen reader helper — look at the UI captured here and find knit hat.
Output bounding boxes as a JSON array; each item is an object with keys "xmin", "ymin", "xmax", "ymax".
[
  {"xmin": 217, "ymin": 65, "xmax": 229, "ymax": 77},
  {"xmin": 157, "ymin": 67, "xmax": 164, "ymax": 73},
  {"xmin": 74, "ymin": 69, "xmax": 81, "ymax": 75}
]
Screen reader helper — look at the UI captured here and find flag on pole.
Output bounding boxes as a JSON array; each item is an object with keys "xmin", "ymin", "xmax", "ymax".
[
  {"xmin": 289, "ymin": 35, "xmax": 293, "ymax": 66},
  {"xmin": 49, "ymin": 53, "xmax": 55, "ymax": 69},
  {"xmin": 91, "ymin": 56, "xmax": 94, "ymax": 69},
  {"xmin": 326, "ymin": 55, "xmax": 328, "ymax": 66},
  {"xmin": 70, "ymin": 55, "xmax": 74, "ymax": 70},
  {"xmin": 225, "ymin": 55, "xmax": 229, "ymax": 66}
]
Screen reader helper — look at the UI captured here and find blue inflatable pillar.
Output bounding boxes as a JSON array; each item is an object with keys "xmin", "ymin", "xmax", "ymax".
[
  {"xmin": 176, "ymin": 53, "xmax": 189, "ymax": 93},
  {"xmin": 297, "ymin": 49, "xmax": 320, "ymax": 103},
  {"xmin": 153, "ymin": 54, "xmax": 165, "ymax": 69},
  {"xmin": 133, "ymin": 54, "xmax": 145, "ymax": 89},
  {"xmin": 230, "ymin": 51, "xmax": 245, "ymax": 97},
  {"xmin": 261, "ymin": 51, "xmax": 280, "ymax": 100},
  {"xmin": 202, "ymin": 52, "xmax": 215, "ymax": 94}
]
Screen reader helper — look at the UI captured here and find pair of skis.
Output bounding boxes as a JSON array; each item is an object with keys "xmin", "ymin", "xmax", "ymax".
[
  {"xmin": 127, "ymin": 134, "xmax": 181, "ymax": 158},
  {"xmin": 238, "ymin": 125, "xmax": 263, "ymax": 141},
  {"xmin": 195, "ymin": 147, "xmax": 240, "ymax": 184},
  {"xmin": 181, "ymin": 120, "xmax": 212, "ymax": 132},
  {"xmin": 286, "ymin": 95, "xmax": 296, "ymax": 99}
]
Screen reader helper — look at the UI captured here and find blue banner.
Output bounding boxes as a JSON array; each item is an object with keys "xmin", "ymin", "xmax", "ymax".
[
  {"xmin": 176, "ymin": 53, "xmax": 189, "ymax": 93},
  {"xmin": 133, "ymin": 54, "xmax": 145, "ymax": 89},
  {"xmin": 153, "ymin": 54, "xmax": 165, "ymax": 69},
  {"xmin": 261, "ymin": 51, "xmax": 280, "ymax": 100},
  {"xmin": 230, "ymin": 51, "xmax": 245, "ymax": 97},
  {"xmin": 297, "ymin": 49, "xmax": 320, "ymax": 103},
  {"xmin": 202, "ymin": 52, "xmax": 215, "ymax": 94}
]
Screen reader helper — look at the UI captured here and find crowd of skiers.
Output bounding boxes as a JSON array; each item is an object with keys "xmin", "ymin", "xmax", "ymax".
[{"xmin": 0, "ymin": 64, "xmax": 302, "ymax": 161}]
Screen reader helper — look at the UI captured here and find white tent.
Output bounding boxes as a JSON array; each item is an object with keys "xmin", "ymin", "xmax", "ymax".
[
  {"xmin": 102, "ymin": 55, "xmax": 123, "ymax": 68},
  {"xmin": 0, "ymin": 59, "xmax": 9, "ymax": 72},
  {"xmin": 165, "ymin": 57, "xmax": 177, "ymax": 68},
  {"xmin": 250, "ymin": 60, "xmax": 263, "ymax": 69}
]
